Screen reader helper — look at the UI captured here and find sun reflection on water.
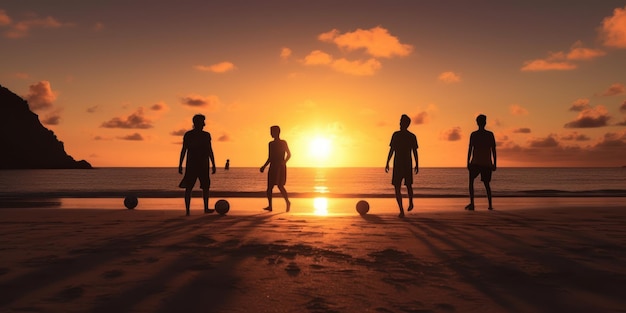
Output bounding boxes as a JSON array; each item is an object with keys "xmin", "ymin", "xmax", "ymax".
[{"xmin": 313, "ymin": 197, "xmax": 328, "ymax": 216}]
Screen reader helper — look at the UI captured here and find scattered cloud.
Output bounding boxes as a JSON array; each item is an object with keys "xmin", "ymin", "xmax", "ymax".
[
  {"xmin": 180, "ymin": 94, "xmax": 220, "ymax": 111},
  {"xmin": 441, "ymin": 127, "xmax": 462, "ymax": 141},
  {"xmin": 600, "ymin": 5, "xmax": 626, "ymax": 48},
  {"xmin": 118, "ymin": 133, "xmax": 144, "ymax": 141},
  {"xmin": 318, "ymin": 26, "xmax": 412, "ymax": 58},
  {"xmin": 280, "ymin": 47, "xmax": 292, "ymax": 60},
  {"xmin": 561, "ymin": 132, "xmax": 590, "ymax": 141},
  {"xmin": 529, "ymin": 135, "xmax": 559, "ymax": 148},
  {"xmin": 520, "ymin": 59, "xmax": 577, "ymax": 72},
  {"xmin": 41, "ymin": 112, "xmax": 61, "ymax": 125},
  {"xmin": 599, "ymin": 83, "xmax": 625, "ymax": 96},
  {"xmin": 569, "ymin": 98, "xmax": 590, "ymax": 111},
  {"xmin": 303, "ymin": 50, "xmax": 333, "ymax": 65},
  {"xmin": 14, "ymin": 72, "xmax": 30, "ymax": 79},
  {"xmin": 615, "ymin": 118, "xmax": 626, "ymax": 126},
  {"xmin": 217, "ymin": 133, "xmax": 230, "ymax": 142},
  {"xmin": 566, "ymin": 41, "xmax": 606, "ymax": 60},
  {"xmin": 331, "ymin": 58, "xmax": 381, "ymax": 76},
  {"xmin": 101, "ymin": 107, "xmax": 153, "ymax": 129},
  {"xmin": 24, "ymin": 81, "xmax": 57, "ymax": 111},
  {"xmin": 620, "ymin": 100, "xmax": 626, "ymax": 113},
  {"xmin": 170, "ymin": 129, "xmax": 187, "ymax": 136},
  {"xmin": 438, "ymin": 71, "xmax": 461, "ymax": 83},
  {"xmin": 412, "ymin": 111, "xmax": 429, "ymax": 125},
  {"xmin": 193, "ymin": 61, "xmax": 236, "ymax": 73},
  {"xmin": 149, "ymin": 101, "xmax": 168, "ymax": 111},
  {"xmin": 510, "ymin": 104, "xmax": 529, "ymax": 115},
  {"xmin": 513, "ymin": 128, "xmax": 531, "ymax": 133},
  {"xmin": 86, "ymin": 105, "xmax": 98, "ymax": 113},
  {"xmin": 1, "ymin": 11, "xmax": 73, "ymax": 38},
  {"xmin": 564, "ymin": 105, "xmax": 611, "ymax": 128}
]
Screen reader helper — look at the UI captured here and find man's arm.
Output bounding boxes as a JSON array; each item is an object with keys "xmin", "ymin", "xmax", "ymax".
[
  {"xmin": 260, "ymin": 142, "xmax": 271, "ymax": 173},
  {"xmin": 491, "ymin": 134, "xmax": 497, "ymax": 171},
  {"xmin": 284, "ymin": 141, "xmax": 291, "ymax": 163},
  {"xmin": 208, "ymin": 141, "xmax": 216, "ymax": 174},
  {"xmin": 385, "ymin": 147, "xmax": 393, "ymax": 173},
  {"xmin": 413, "ymin": 147, "xmax": 419, "ymax": 174},
  {"xmin": 178, "ymin": 145, "xmax": 186, "ymax": 174}
]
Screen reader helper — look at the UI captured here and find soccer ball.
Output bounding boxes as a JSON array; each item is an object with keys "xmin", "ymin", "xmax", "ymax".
[
  {"xmin": 215, "ymin": 199, "xmax": 230, "ymax": 215},
  {"xmin": 356, "ymin": 200, "xmax": 369, "ymax": 215},
  {"xmin": 124, "ymin": 195, "xmax": 138, "ymax": 210}
]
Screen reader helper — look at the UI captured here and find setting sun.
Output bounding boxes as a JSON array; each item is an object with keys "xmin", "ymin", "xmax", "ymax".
[{"xmin": 309, "ymin": 137, "xmax": 332, "ymax": 160}]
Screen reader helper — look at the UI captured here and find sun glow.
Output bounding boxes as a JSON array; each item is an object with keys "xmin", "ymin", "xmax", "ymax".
[
  {"xmin": 313, "ymin": 197, "xmax": 329, "ymax": 216},
  {"xmin": 309, "ymin": 137, "xmax": 332, "ymax": 160}
]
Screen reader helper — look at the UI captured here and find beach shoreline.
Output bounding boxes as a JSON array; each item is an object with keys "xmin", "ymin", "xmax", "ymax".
[{"xmin": 1, "ymin": 200, "xmax": 625, "ymax": 312}]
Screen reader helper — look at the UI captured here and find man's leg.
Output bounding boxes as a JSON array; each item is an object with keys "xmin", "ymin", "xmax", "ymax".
[
  {"xmin": 484, "ymin": 181, "xmax": 493, "ymax": 210},
  {"xmin": 264, "ymin": 185, "xmax": 273, "ymax": 211},
  {"xmin": 202, "ymin": 187, "xmax": 213, "ymax": 213},
  {"xmin": 277, "ymin": 185, "xmax": 290, "ymax": 212},
  {"xmin": 406, "ymin": 184, "xmax": 414, "ymax": 211},
  {"xmin": 184, "ymin": 188, "xmax": 192, "ymax": 216},
  {"xmin": 466, "ymin": 172, "xmax": 475, "ymax": 210},
  {"xmin": 394, "ymin": 184, "xmax": 404, "ymax": 217}
]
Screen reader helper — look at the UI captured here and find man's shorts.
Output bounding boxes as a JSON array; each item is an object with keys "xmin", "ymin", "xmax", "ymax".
[
  {"xmin": 469, "ymin": 164, "xmax": 492, "ymax": 183},
  {"xmin": 179, "ymin": 166, "xmax": 210, "ymax": 189},
  {"xmin": 392, "ymin": 167, "xmax": 413, "ymax": 186}
]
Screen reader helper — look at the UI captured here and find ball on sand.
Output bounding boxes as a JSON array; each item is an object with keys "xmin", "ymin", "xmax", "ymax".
[
  {"xmin": 124, "ymin": 195, "xmax": 138, "ymax": 210},
  {"xmin": 215, "ymin": 199, "xmax": 230, "ymax": 215},
  {"xmin": 356, "ymin": 200, "xmax": 369, "ymax": 215}
]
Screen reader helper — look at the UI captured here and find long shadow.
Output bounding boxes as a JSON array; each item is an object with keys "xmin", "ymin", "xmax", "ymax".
[
  {"xmin": 89, "ymin": 212, "xmax": 278, "ymax": 312},
  {"xmin": 404, "ymin": 215, "xmax": 625, "ymax": 312},
  {"xmin": 0, "ymin": 212, "xmax": 268, "ymax": 310}
]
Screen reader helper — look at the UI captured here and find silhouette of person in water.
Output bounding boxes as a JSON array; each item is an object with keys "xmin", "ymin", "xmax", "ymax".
[
  {"xmin": 260, "ymin": 125, "xmax": 291, "ymax": 212},
  {"xmin": 225, "ymin": 159, "xmax": 230, "ymax": 170},
  {"xmin": 178, "ymin": 114, "xmax": 217, "ymax": 216},
  {"xmin": 385, "ymin": 114, "xmax": 419, "ymax": 218},
  {"xmin": 466, "ymin": 114, "xmax": 496, "ymax": 211}
]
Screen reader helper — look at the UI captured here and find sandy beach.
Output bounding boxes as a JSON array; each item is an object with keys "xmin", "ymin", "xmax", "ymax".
[{"xmin": 1, "ymin": 198, "xmax": 625, "ymax": 313}]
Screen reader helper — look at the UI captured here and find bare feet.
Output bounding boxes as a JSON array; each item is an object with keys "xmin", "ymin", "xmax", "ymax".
[
  {"xmin": 465, "ymin": 203, "xmax": 474, "ymax": 211},
  {"xmin": 488, "ymin": 207, "xmax": 494, "ymax": 211},
  {"xmin": 398, "ymin": 212, "xmax": 405, "ymax": 218},
  {"xmin": 407, "ymin": 203, "xmax": 414, "ymax": 212},
  {"xmin": 286, "ymin": 200, "xmax": 291, "ymax": 212},
  {"xmin": 263, "ymin": 207, "xmax": 272, "ymax": 212},
  {"xmin": 204, "ymin": 209, "xmax": 214, "ymax": 214}
]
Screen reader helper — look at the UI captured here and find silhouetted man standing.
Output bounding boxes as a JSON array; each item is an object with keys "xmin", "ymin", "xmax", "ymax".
[
  {"xmin": 466, "ymin": 114, "xmax": 496, "ymax": 211},
  {"xmin": 386, "ymin": 114, "xmax": 419, "ymax": 218},
  {"xmin": 179, "ymin": 114, "xmax": 216, "ymax": 216}
]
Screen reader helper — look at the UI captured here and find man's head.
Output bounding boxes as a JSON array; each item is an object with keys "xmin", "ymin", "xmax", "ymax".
[
  {"xmin": 270, "ymin": 125, "xmax": 281, "ymax": 138},
  {"xmin": 476, "ymin": 114, "xmax": 487, "ymax": 128},
  {"xmin": 400, "ymin": 114, "xmax": 411, "ymax": 130},
  {"xmin": 192, "ymin": 114, "xmax": 205, "ymax": 129}
]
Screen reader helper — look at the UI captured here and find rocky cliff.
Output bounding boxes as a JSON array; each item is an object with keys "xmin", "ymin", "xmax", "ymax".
[{"xmin": 0, "ymin": 84, "xmax": 92, "ymax": 169}]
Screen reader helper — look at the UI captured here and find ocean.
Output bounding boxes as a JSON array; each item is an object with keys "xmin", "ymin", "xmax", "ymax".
[{"xmin": 1, "ymin": 167, "xmax": 624, "ymax": 199}]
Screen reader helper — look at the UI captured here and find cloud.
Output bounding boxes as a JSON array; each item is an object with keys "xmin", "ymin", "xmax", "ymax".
[
  {"xmin": 149, "ymin": 101, "xmax": 168, "ymax": 111},
  {"xmin": 118, "ymin": 133, "xmax": 144, "ymax": 141},
  {"xmin": 217, "ymin": 133, "xmax": 230, "ymax": 142},
  {"xmin": 180, "ymin": 94, "xmax": 220, "ymax": 111},
  {"xmin": 615, "ymin": 118, "xmax": 626, "ymax": 126},
  {"xmin": 569, "ymin": 98, "xmax": 590, "ymax": 111},
  {"xmin": 620, "ymin": 100, "xmax": 626, "ymax": 113},
  {"xmin": 438, "ymin": 71, "xmax": 461, "ymax": 83},
  {"xmin": 600, "ymin": 5, "xmax": 626, "ymax": 48},
  {"xmin": 561, "ymin": 132, "xmax": 590, "ymax": 141},
  {"xmin": 564, "ymin": 105, "xmax": 611, "ymax": 128},
  {"xmin": 520, "ymin": 59, "xmax": 577, "ymax": 72},
  {"xmin": 566, "ymin": 41, "xmax": 606, "ymax": 60},
  {"xmin": 441, "ymin": 127, "xmax": 462, "ymax": 141},
  {"xmin": 280, "ymin": 47, "xmax": 292, "ymax": 60},
  {"xmin": 412, "ymin": 111, "xmax": 429, "ymax": 125},
  {"xmin": 101, "ymin": 107, "xmax": 153, "ymax": 129},
  {"xmin": 595, "ymin": 130, "xmax": 626, "ymax": 148},
  {"xmin": 193, "ymin": 61, "xmax": 236, "ymax": 73},
  {"xmin": 2, "ymin": 12, "xmax": 73, "ymax": 38},
  {"xmin": 303, "ymin": 50, "xmax": 333, "ymax": 65},
  {"xmin": 318, "ymin": 26, "xmax": 412, "ymax": 58},
  {"xmin": 41, "ymin": 112, "xmax": 61, "ymax": 125},
  {"xmin": 14, "ymin": 72, "xmax": 30, "ymax": 79},
  {"xmin": 599, "ymin": 83, "xmax": 625, "ymax": 96},
  {"xmin": 86, "ymin": 105, "xmax": 98, "ymax": 113},
  {"xmin": 513, "ymin": 128, "xmax": 531, "ymax": 133},
  {"xmin": 0, "ymin": 10, "xmax": 11, "ymax": 26},
  {"xmin": 24, "ymin": 81, "xmax": 57, "ymax": 111},
  {"xmin": 170, "ymin": 129, "xmax": 187, "ymax": 136},
  {"xmin": 331, "ymin": 58, "xmax": 381, "ymax": 76},
  {"xmin": 510, "ymin": 104, "xmax": 529, "ymax": 115},
  {"xmin": 529, "ymin": 135, "xmax": 559, "ymax": 148}
]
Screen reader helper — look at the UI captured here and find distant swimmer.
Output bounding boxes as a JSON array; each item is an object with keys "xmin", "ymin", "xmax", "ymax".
[
  {"xmin": 178, "ymin": 114, "xmax": 217, "ymax": 216},
  {"xmin": 466, "ymin": 114, "xmax": 496, "ymax": 211},
  {"xmin": 260, "ymin": 125, "xmax": 291, "ymax": 212},
  {"xmin": 225, "ymin": 159, "xmax": 230, "ymax": 170},
  {"xmin": 385, "ymin": 114, "xmax": 419, "ymax": 218}
]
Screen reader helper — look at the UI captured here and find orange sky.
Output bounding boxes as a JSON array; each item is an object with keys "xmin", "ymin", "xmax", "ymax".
[{"xmin": 1, "ymin": 1, "xmax": 626, "ymax": 167}]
